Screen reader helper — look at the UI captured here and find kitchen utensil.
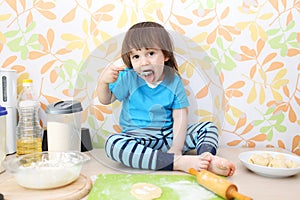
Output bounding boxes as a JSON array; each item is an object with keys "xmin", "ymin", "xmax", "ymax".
[
  {"xmin": 3, "ymin": 151, "xmax": 90, "ymax": 189},
  {"xmin": 0, "ymin": 174, "xmax": 91, "ymax": 200},
  {"xmin": 239, "ymin": 150, "xmax": 300, "ymax": 178},
  {"xmin": 0, "ymin": 69, "xmax": 17, "ymax": 154},
  {"xmin": 88, "ymin": 173, "xmax": 222, "ymax": 200},
  {"xmin": 0, "ymin": 105, "xmax": 8, "ymax": 173},
  {"xmin": 46, "ymin": 100, "xmax": 83, "ymax": 151},
  {"xmin": 188, "ymin": 168, "xmax": 252, "ymax": 200}
]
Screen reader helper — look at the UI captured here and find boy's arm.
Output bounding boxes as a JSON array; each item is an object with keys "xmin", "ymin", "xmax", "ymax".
[
  {"xmin": 97, "ymin": 80, "xmax": 116, "ymax": 105},
  {"xmin": 168, "ymin": 107, "xmax": 188, "ymax": 155},
  {"xmin": 97, "ymin": 66, "xmax": 124, "ymax": 105}
]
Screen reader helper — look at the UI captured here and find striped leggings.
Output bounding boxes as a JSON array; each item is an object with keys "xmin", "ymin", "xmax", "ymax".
[{"xmin": 105, "ymin": 121, "xmax": 218, "ymax": 170}]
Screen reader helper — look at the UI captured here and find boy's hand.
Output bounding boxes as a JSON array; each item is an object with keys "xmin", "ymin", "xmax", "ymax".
[{"xmin": 100, "ymin": 66, "xmax": 125, "ymax": 84}]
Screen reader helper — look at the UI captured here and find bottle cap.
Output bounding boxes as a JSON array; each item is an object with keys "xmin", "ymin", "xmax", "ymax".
[
  {"xmin": 23, "ymin": 79, "xmax": 32, "ymax": 83},
  {"xmin": 0, "ymin": 105, "xmax": 8, "ymax": 116},
  {"xmin": 22, "ymin": 79, "xmax": 33, "ymax": 86}
]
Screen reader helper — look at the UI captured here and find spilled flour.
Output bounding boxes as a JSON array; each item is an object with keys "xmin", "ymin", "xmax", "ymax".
[
  {"xmin": 162, "ymin": 180, "xmax": 217, "ymax": 200},
  {"xmin": 87, "ymin": 174, "xmax": 221, "ymax": 200}
]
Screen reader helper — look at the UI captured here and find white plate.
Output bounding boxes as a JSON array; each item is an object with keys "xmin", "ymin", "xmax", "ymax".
[{"xmin": 238, "ymin": 150, "xmax": 300, "ymax": 178}]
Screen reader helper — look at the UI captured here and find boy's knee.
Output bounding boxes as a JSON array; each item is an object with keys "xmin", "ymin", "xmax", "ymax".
[
  {"xmin": 105, "ymin": 134, "xmax": 121, "ymax": 151},
  {"xmin": 205, "ymin": 121, "xmax": 218, "ymax": 130}
]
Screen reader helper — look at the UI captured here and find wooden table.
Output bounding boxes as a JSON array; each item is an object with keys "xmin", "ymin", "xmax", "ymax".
[{"xmin": 1, "ymin": 148, "xmax": 299, "ymax": 199}]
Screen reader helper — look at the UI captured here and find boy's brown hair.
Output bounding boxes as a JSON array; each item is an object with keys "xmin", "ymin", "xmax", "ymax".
[{"xmin": 121, "ymin": 21, "xmax": 179, "ymax": 74}]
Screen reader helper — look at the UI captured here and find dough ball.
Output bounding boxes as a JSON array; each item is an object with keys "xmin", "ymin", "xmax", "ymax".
[
  {"xmin": 131, "ymin": 183, "xmax": 162, "ymax": 200},
  {"xmin": 249, "ymin": 154, "xmax": 269, "ymax": 166},
  {"xmin": 285, "ymin": 160, "xmax": 300, "ymax": 168},
  {"xmin": 248, "ymin": 152, "xmax": 300, "ymax": 169},
  {"xmin": 274, "ymin": 154, "xmax": 286, "ymax": 161},
  {"xmin": 268, "ymin": 158, "xmax": 287, "ymax": 168},
  {"xmin": 261, "ymin": 153, "xmax": 273, "ymax": 161}
]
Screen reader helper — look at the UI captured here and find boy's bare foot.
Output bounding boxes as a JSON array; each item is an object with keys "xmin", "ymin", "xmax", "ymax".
[
  {"xmin": 173, "ymin": 153, "xmax": 212, "ymax": 173},
  {"xmin": 208, "ymin": 155, "xmax": 236, "ymax": 176},
  {"xmin": 173, "ymin": 152, "xmax": 235, "ymax": 176}
]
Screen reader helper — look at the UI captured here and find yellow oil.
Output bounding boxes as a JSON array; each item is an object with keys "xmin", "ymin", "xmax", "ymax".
[{"xmin": 16, "ymin": 137, "xmax": 42, "ymax": 156}]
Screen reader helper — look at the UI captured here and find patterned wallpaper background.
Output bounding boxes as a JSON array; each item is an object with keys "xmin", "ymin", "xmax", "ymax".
[{"xmin": 0, "ymin": 0, "xmax": 299, "ymax": 155}]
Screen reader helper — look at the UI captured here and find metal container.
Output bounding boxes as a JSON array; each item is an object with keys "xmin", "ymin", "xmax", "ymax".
[{"xmin": 46, "ymin": 100, "xmax": 83, "ymax": 151}]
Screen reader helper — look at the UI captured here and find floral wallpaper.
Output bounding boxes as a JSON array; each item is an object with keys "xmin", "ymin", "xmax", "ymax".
[{"xmin": 0, "ymin": 0, "xmax": 299, "ymax": 155}]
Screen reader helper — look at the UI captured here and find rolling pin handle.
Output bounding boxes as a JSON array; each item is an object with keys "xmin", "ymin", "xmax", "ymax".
[
  {"xmin": 227, "ymin": 187, "xmax": 253, "ymax": 200},
  {"xmin": 188, "ymin": 168, "xmax": 198, "ymax": 176}
]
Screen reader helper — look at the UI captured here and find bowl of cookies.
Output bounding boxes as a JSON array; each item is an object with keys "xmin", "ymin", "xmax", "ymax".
[{"xmin": 238, "ymin": 150, "xmax": 300, "ymax": 178}]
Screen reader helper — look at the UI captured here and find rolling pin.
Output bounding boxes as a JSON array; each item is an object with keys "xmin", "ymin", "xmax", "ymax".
[{"xmin": 189, "ymin": 168, "xmax": 252, "ymax": 200}]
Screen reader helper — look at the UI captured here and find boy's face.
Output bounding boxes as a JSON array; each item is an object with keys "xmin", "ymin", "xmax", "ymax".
[{"xmin": 129, "ymin": 48, "xmax": 169, "ymax": 84}]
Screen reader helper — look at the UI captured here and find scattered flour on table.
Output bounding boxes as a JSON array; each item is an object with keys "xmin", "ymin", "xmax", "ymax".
[{"xmin": 163, "ymin": 180, "xmax": 217, "ymax": 200}]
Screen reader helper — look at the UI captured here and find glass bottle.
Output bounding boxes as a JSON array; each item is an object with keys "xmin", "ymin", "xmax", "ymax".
[{"xmin": 16, "ymin": 79, "xmax": 42, "ymax": 156}]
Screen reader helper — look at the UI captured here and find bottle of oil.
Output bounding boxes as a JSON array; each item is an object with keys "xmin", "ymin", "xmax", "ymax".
[{"xmin": 16, "ymin": 79, "xmax": 42, "ymax": 156}]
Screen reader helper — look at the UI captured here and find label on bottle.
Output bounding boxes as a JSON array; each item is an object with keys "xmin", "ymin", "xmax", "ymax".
[{"xmin": 19, "ymin": 100, "xmax": 39, "ymax": 108}]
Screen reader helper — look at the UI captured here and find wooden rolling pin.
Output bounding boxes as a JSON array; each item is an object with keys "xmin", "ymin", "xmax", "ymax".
[{"xmin": 189, "ymin": 168, "xmax": 252, "ymax": 200}]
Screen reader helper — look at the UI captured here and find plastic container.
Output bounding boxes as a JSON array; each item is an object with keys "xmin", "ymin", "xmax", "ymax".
[
  {"xmin": 46, "ymin": 100, "xmax": 83, "ymax": 152},
  {"xmin": 0, "ymin": 105, "xmax": 8, "ymax": 173},
  {"xmin": 16, "ymin": 79, "xmax": 43, "ymax": 156}
]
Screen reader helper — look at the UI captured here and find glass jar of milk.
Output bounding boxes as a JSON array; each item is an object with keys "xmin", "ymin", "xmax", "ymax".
[{"xmin": 46, "ymin": 101, "xmax": 83, "ymax": 152}]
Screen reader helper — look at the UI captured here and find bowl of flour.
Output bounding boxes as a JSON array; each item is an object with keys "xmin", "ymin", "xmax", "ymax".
[{"xmin": 4, "ymin": 151, "xmax": 90, "ymax": 189}]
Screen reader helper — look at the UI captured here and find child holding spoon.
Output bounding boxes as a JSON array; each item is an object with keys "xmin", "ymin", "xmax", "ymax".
[{"xmin": 97, "ymin": 21, "xmax": 235, "ymax": 176}]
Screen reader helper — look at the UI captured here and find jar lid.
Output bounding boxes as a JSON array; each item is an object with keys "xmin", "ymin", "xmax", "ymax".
[
  {"xmin": 0, "ymin": 105, "xmax": 8, "ymax": 116},
  {"xmin": 46, "ymin": 100, "xmax": 82, "ymax": 114}
]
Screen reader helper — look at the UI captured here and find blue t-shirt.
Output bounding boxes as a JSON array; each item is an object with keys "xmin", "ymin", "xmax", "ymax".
[{"xmin": 109, "ymin": 68, "xmax": 189, "ymax": 132}]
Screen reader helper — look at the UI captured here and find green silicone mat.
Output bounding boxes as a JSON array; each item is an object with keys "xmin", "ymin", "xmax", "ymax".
[{"xmin": 87, "ymin": 174, "xmax": 223, "ymax": 200}]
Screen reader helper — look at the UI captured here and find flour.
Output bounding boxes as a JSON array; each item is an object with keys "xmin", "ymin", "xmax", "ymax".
[
  {"xmin": 15, "ymin": 159, "xmax": 81, "ymax": 189},
  {"xmin": 47, "ymin": 121, "xmax": 81, "ymax": 151},
  {"xmin": 162, "ymin": 180, "xmax": 217, "ymax": 200}
]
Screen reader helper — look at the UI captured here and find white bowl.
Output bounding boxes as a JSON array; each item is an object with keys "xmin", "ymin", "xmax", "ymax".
[
  {"xmin": 238, "ymin": 150, "xmax": 300, "ymax": 178},
  {"xmin": 4, "ymin": 151, "xmax": 90, "ymax": 189}
]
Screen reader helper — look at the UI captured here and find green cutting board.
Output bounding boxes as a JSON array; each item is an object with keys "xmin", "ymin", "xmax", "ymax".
[{"xmin": 87, "ymin": 174, "xmax": 223, "ymax": 200}]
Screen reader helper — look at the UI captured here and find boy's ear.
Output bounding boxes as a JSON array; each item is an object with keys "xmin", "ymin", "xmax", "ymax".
[{"xmin": 164, "ymin": 56, "xmax": 169, "ymax": 62}]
